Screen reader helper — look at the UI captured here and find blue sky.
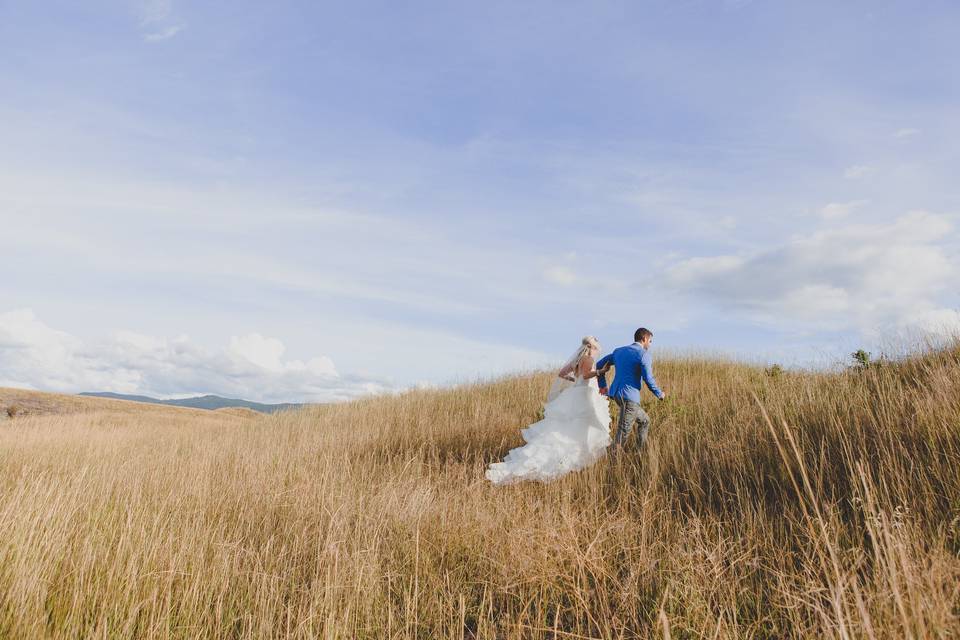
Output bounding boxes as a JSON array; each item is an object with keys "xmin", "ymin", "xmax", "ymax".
[{"xmin": 1, "ymin": 0, "xmax": 958, "ymax": 401}]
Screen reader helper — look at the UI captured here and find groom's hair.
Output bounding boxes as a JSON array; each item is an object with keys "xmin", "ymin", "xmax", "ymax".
[{"xmin": 634, "ymin": 328, "xmax": 653, "ymax": 342}]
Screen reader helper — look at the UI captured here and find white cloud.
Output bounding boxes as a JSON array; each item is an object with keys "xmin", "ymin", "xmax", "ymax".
[
  {"xmin": 819, "ymin": 199, "xmax": 869, "ymax": 219},
  {"xmin": 543, "ymin": 265, "xmax": 581, "ymax": 286},
  {"xmin": 144, "ymin": 25, "xmax": 183, "ymax": 42},
  {"xmin": 666, "ymin": 211, "xmax": 958, "ymax": 335},
  {"xmin": 893, "ymin": 128, "xmax": 921, "ymax": 139},
  {"xmin": 229, "ymin": 334, "xmax": 287, "ymax": 372},
  {"xmin": 667, "ymin": 255, "xmax": 744, "ymax": 283},
  {"xmin": 138, "ymin": 0, "xmax": 173, "ymax": 23},
  {"xmin": 903, "ymin": 308, "xmax": 960, "ymax": 338},
  {"xmin": 539, "ymin": 253, "xmax": 625, "ymax": 293},
  {"xmin": 844, "ymin": 164, "xmax": 877, "ymax": 179},
  {"xmin": 137, "ymin": 0, "xmax": 183, "ymax": 42},
  {"xmin": 0, "ymin": 309, "xmax": 385, "ymax": 403},
  {"xmin": 0, "ymin": 309, "xmax": 83, "ymax": 391}
]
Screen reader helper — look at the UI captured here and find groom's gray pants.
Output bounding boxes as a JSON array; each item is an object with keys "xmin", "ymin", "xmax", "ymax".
[{"xmin": 613, "ymin": 396, "xmax": 651, "ymax": 449}]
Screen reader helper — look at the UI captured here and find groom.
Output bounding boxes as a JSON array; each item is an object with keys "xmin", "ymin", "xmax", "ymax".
[{"xmin": 596, "ymin": 328, "xmax": 666, "ymax": 451}]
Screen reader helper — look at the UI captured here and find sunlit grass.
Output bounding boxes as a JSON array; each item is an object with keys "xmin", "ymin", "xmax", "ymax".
[{"xmin": 1, "ymin": 344, "xmax": 959, "ymax": 638}]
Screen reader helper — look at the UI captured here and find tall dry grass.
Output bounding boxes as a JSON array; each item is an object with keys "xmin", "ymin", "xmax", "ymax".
[{"xmin": 1, "ymin": 346, "xmax": 959, "ymax": 638}]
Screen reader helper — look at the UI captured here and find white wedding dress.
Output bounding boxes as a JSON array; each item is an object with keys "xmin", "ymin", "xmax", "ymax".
[{"xmin": 486, "ymin": 373, "xmax": 612, "ymax": 485}]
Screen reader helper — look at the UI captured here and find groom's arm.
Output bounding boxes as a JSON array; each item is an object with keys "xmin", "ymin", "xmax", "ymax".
[{"xmin": 637, "ymin": 351, "xmax": 664, "ymax": 399}]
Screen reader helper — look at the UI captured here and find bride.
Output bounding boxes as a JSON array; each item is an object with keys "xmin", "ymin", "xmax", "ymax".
[{"xmin": 486, "ymin": 336, "xmax": 612, "ymax": 485}]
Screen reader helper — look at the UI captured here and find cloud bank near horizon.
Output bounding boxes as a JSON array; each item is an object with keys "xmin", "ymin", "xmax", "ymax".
[
  {"xmin": 0, "ymin": 309, "xmax": 388, "ymax": 403},
  {"xmin": 666, "ymin": 211, "xmax": 960, "ymax": 338}
]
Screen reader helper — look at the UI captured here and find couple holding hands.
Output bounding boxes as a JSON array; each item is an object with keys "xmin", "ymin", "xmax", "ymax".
[{"xmin": 486, "ymin": 328, "xmax": 666, "ymax": 485}]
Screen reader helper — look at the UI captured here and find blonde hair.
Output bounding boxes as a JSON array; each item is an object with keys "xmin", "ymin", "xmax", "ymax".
[
  {"xmin": 558, "ymin": 336, "xmax": 602, "ymax": 379},
  {"xmin": 573, "ymin": 336, "xmax": 601, "ymax": 369}
]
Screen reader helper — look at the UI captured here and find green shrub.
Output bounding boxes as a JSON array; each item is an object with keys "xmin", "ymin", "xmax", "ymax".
[{"xmin": 851, "ymin": 348, "xmax": 872, "ymax": 370}]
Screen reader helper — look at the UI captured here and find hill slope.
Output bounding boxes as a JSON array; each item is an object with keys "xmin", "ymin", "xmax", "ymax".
[
  {"xmin": 1, "ymin": 346, "xmax": 959, "ymax": 637},
  {"xmin": 79, "ymin": 391, "xmax": 304, "ymax": 413},
  {"xmin": 0, "ymin": 386, "xmax": 249, "ymax": 419}
]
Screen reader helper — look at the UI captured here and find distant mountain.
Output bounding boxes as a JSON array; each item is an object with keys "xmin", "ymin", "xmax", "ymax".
[{"xmin": 79, "ymin": 392, "xmax": 305, "ymax": 414}]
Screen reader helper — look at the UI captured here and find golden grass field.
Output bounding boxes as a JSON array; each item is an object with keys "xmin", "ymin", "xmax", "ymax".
[{"xmin": 1, "ymin": 345, "xmax": 959, "ymax": 638}]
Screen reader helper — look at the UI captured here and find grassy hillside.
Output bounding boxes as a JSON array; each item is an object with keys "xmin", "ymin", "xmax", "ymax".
[
  {"xmin": 0, "ymin": 387, "xmax": 246, "ymax": 420},
  {"xmin": 1, "ymin": 347, "xmax": 959, "ymax": 638}
]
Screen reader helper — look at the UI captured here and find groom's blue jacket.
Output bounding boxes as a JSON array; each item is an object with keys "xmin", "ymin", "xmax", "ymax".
[{"xmin": 596, "ymin": 343, "xmax": 663, "ymax": 403}]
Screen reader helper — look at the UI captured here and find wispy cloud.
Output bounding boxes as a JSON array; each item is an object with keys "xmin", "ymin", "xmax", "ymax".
[
  {"xmin": 144, "ymin": 25, "xmax": 183, "ymax": 42},
  {"xmin": 818, "ymin": 199, "xmax": 869, "ymax": 220},
  {"xmin": 894, "ymin": 128, "xmax": 921, "ymax": 139},
  {"xmin": 719, "ymin": 216, "xmax": 737, "ymax": 229},
  {"xmin": 542, "ymin": 265, "xmax": 581, "ymax": 286},
  {"xmin": 844, "ymin": 165, "xmax": 877, "ymax": 180},
  {"xmin": 539, "ymin": 253, "xmax": 627, "ymax": 294},
  {"xmin": 138, "ymin": 0, "xmax": 173, "ymax": 24},
  {"xmin": 137, "ymin": 0, "xmax": 183, "ymax": 42}
]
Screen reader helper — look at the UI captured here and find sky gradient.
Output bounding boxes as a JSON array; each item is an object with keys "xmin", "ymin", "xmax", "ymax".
[{"xmin": 2, "ymin": 0, "xmax": 959, "ymax": 401}]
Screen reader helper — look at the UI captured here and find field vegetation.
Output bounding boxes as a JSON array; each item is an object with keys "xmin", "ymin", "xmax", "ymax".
[{"xmin": 1, "ymin": 344, "xmax": 959, "ymax": 638}]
